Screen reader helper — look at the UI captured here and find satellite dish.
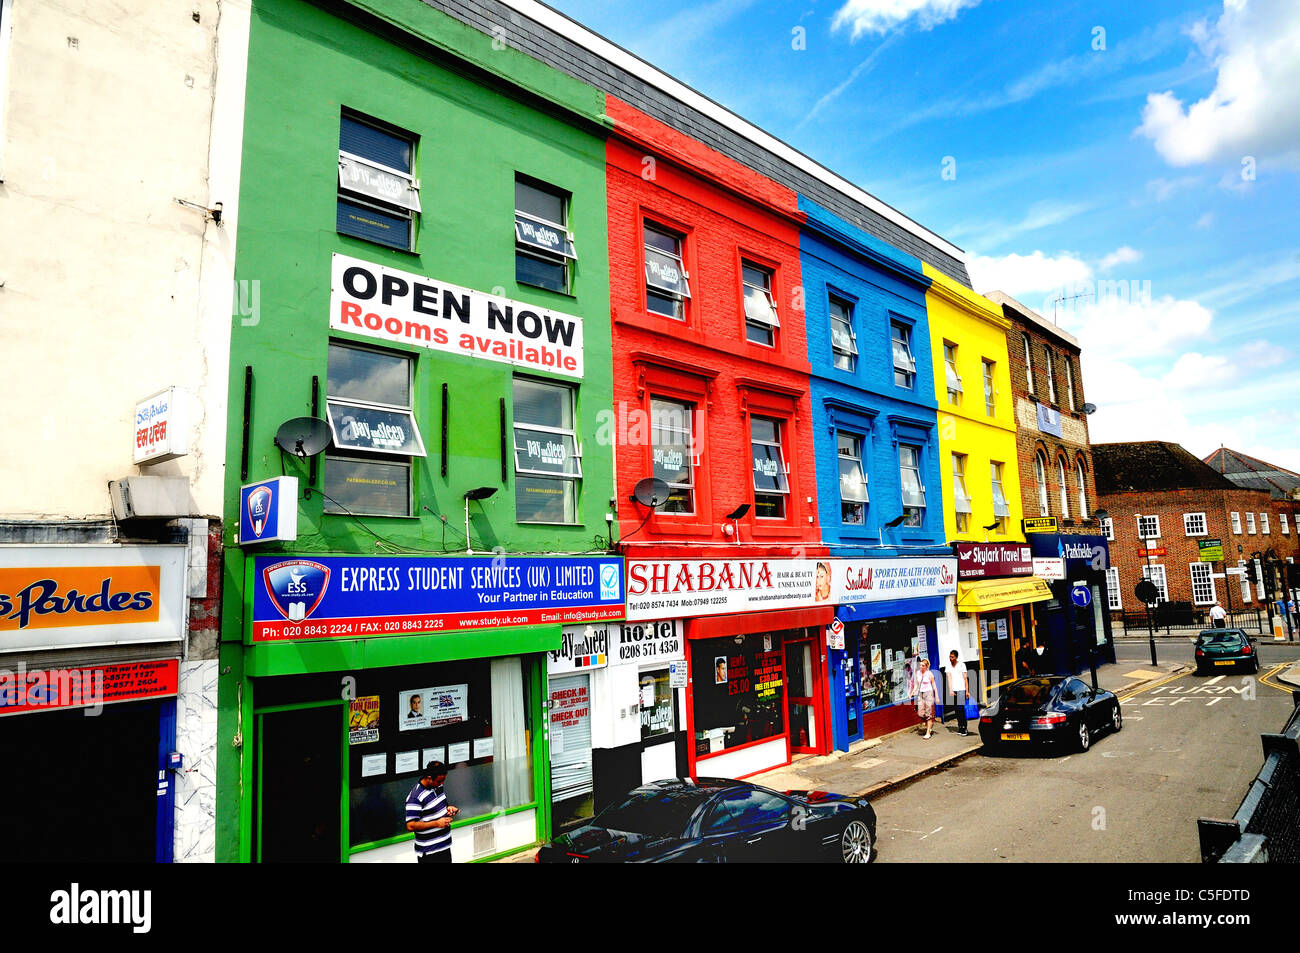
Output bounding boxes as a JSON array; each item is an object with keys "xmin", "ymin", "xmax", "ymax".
[
  {"xmin": 1082, "ymin": 402, "xmax": 1097, "ymax": 415},
  {"xmin": 630, "ymin": 477, "xmax": 672, "ymax": 508},
  {"xmin": 1134, "ymin": 580, "xmax": 1160, "ymax": 605},
  {"xmin": 275, "ymin": 417, "xmax": 331, "ymax": 458}
]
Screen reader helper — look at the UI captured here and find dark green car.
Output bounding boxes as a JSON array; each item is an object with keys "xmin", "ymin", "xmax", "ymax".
[{"xmin": 1194, "ymin": 629, "xmax": 1259, "ymax": 674}]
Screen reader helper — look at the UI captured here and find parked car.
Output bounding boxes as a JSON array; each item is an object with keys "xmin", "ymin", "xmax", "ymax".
[
  {"xmin": 978, "ymin": 676, "xmax": 1121, "ymax": 753},
  {"xmin": 1194, "ymin": 629, "xmax": 1259, "ymax": 674},
  {"xmin": 535, "ymin": 778, "xmax": 876, "ymax": 863}
]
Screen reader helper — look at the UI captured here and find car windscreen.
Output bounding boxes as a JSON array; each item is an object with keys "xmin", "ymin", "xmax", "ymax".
[
  {"xmin": 1005, "ymin": 679, "xmax": 1057, "ymax": 706},
  {"xmin": 593, "ymin": 789, "xmax": 714, "ymax": 836},
  {"xmin": 1198, "ymin": 632, "xmax": 1244, "ymax": 645}
]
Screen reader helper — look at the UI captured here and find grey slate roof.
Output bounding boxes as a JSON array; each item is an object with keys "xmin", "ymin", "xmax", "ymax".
[
  {"xmin": 1204, "ymin": 447, "xmax": 1300, "ymax": 500},
  {"xmin": 419, "ymin": 0, "xmax": 972, "ymax": 286},
  {"xmin": 1093, "ymin": 442, "xmax": 1238, "ymax": 495}
]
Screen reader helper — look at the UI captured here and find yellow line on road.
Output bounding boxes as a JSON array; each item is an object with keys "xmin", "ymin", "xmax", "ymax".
[
  {"xmin": 1256, "ymin": 662, "xmax": 1295, "ymax": 695},
  {"xmin": 1116, "ymin": 669, "xmax": 1190, "ymax": 701}
]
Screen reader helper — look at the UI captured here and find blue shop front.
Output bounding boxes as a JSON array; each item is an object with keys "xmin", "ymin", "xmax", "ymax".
[
  {"xmin": 822, "ymin": 554, "xmax": 958, "ymax": 751},
  {"xmin": 1028, "ymin": 533, "xmax": 1116, "ymax": 675}
]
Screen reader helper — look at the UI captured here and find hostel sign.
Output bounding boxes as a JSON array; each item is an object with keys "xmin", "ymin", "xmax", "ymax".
[{"xmin": 330, "ymin": 254, "xmax": 584, "ymax": 379}]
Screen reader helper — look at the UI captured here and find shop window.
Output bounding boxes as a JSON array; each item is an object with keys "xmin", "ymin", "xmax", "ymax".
[
  {"xmin": 639, "ymin": 669, "xmax": 676, "ymax": 741},
  {"xmin": 952, "ymin": 452, "xmax": 971, "ymax": 533},
  {"xmin": 1035, "ymin": 451, "xmax": 1049, "ymax": 518},
  {"xmin": 324, "ymin": 342, "xmax": 424, "ymax": 517},
  {"xmin": 982, "ymin": 359, "xmax": 996, "ymax": 416},
  {"xmin": 1189, "ymin": 562, "xmax": 1216, "ymax": 606},
  {"xmin": 644, "ymin": 222, "xmax": 689, "ymax": 319},
  {"xmin": 741, "ymin": 261, "xmax": 779, "ymax": 346},
  {"xmin": 340, "ymin": 657, "xmax": 534, "ymax": 852},
  {"xmin": 891, "ymin": 322, "xmax": 916, "ymax": 389},
  {"xmin": 1184, "ymin": 512, "xmax": 1208, "ymax": 536},
  {"xmin": 1107, "ymin": 567, "xmax": 1122, "ymax": 610},
  {"xmin": 990, "ymin": 460, "xmax": 1009, "ymax": 534},
  {"xmin": 830, "ymin": 296, "xmax": 858, "ymax": 372},
  {"xmin": 899, "ymin": 444, "xmax": 925, "ymax": 527},
  {"xmin": 513, "ymin": 377, "xmax": 581, "ymax": 523},
  {"xmin": 651, "ymin": 397, "xmax": 696, "ymax": 514},
  {"xmin": 943, "ymin": 342, "xmax": 962, "ymax": 404},
  {"xmin": 515, "ymin": 176, "xmax": 575, "ymax": 293},
  {"xmin": 692, "ymin": 634, "xmax": 786, "ymax": 756},
  {"xmin": 855, "ymin": 615, "xmax": 931, "ymax": 710},
  {"xmin": 750, "ymin": 415, "xmax": 789, "ymax": 519},
  {"xmin": 838, "ymin": 431, "xmax": 868, "ymax": 525},
  {"xmin": 337, "ymin": 112, "xmax": 419, "ymax": 251}
]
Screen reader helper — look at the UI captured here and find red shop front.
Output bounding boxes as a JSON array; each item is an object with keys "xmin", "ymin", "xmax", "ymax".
[{"xmin": 682, "ymin": 606, "xmax": 833, "ymax": 779}]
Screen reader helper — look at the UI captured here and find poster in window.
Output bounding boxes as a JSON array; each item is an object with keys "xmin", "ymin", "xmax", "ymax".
[
  {"xmin": 348, "ymin": 695, "xmax": 381, "ymax": 745},
  {"xmin": 394, "ymin": 750, "xmax": 420, "ymax": 774},
  {"xmin": 996, "ymin": 618, "xmax": 1009, "ymax": 640},
  {"xmin": 447, "ymin": 741, "xmax": 471, "ymax": 764},
  {"xmin": 639, "ymin": 670, "xmax": 675, "ymax": 740},
  {"xmin": 399, "ymin": 684, "xmax": 468, "ymax": 731},
  {"xmin": 361, "ymin": 754, "xmax": 386, "ymax": 778},
  {"xmin": 870, "ymin": 644, "xmax": 882, "ymax": 673},
  {"xmin": 714, "ymin": 656, "xmax": 727, "ymax": 685}
]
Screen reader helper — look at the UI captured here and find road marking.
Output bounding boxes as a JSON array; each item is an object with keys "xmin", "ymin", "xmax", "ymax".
[
  {"xmin": 1205, "ymin": 697, "xmax": 1224, "ymax": 706},
  {"xmin": 1204, "ymin": 675, "xmax": 1225, "ymax": 685},
  {"xmin": 1256, "ymin": 662, "xmax": 1295, "ymax": 695},
  {"xmin": 919, "ymin": 826, "xmax": 943, "ymax": 840}
]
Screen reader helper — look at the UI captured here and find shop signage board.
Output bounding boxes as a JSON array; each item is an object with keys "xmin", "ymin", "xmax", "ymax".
[
  {"xmin": 1198, "ymin": 539, "xmax": 1224, "ymax": 562},
  {"xmin": 954, "ymin": 543, "xmax": 1033, "ymax": 580},
  {"xmin": 1022, "ymin": 517, "xmax": 1058, "ymax": 534},
  {"xmin": 133, "ymin": 387, "xmax": 189, "ymax": 464},
  {"xmin": 0, "ymin": 546, "xmax": 187, "ymax": 653},
  {"xmin": 1032, "ymin": 557, "xmax": 1065, "ymax": 580},
  {"xmin": 248, "ymin": 555, "xmax": 624, "ymax": 642},
  {"xmin": 1137, "ymin": 547, "xmax": 1167, "ymax": 557},
  {"xmin": 548, "ymin": 623, "xmax": 610, "ymax": 673},
  {"xmin": 829, "ymin": 558, "xmax": 957, "ymax": 604},
  {"xmin": 0, "ymin": 658, "xmax": 179, "ymax": 717},
  {"xmin": 239, "ymin": 476, "xmax": 299, "ymax": 545},
  {"xmin": 611, "ymin": 619, "xmax": 683, "ymax": 664},
  {"xmin": 330, "ymin": 254, "xmax": 584, "ymax": 379}
]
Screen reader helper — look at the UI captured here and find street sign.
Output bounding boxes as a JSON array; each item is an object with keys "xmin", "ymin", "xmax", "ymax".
[
  {"xmin": 1135, "ymin": 580, "xmax": 1160, "ymax": 604},
  {"xmin": 827, "ymin": 617, "xmax": 845, "ymax": 650},
  {"xmin": 1137, "ymin": 547, "xmax": 1167, "ymax": 557},
  {"xmin": 1198, "ymin": 539, "xmax": 1224, "ymax": 561},
  {"xmin": 1022, "ymin": 517, "xmax": 1058, "ymax": 534},
  {"xmin": 1070, "ymin": 585, "xmax": 1092, "ymax": 608}
]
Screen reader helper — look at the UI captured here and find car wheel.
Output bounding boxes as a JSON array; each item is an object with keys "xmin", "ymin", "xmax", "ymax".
[
  {"xmin": 1076, "ymin": 718, "xmax": 1091, "ymax": 752},
  {"xmin": 1252, "ymin": 657, "xmax": 1260, "ymax": 674},
  {"xmin": 1111, "ymin": 704, "xmax": 1122, "ymax": 733},
  {"xmin": 840, "ymin": 819, "xmax": 874, "ymax": 864}
]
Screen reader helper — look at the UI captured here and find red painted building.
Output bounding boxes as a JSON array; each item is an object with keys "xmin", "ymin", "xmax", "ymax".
[{"xmin": 605, "ymin": 96, "xmax": 830, "ymax": 785}]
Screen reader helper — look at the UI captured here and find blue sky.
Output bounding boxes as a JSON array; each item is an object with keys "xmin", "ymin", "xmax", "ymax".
[{"xmin": 547, "ymin": 0, "xmax": 1300, "ymax": 471}]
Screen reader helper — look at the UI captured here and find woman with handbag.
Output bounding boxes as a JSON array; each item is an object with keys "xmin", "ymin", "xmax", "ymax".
[{"xmin": 910, "ymin": 657, "xmax": 939, "ymax": 739}]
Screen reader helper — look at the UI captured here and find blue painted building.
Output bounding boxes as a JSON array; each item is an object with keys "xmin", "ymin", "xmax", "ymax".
[{"xmin": 799, "ymin": 197, "xmax": 956, "ymax": 750}]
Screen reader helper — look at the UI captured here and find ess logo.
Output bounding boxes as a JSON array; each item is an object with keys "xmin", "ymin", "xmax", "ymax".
[
  {"xmin": 599, "ymin": 563, "xmax": 621, "ymax": 600},
  {"xmin": 263, "ymin": 560, "xmax": 331, "ymax": 622},
  {"xmin": 246, "ymin": 486, "xmax": 273, "ymax": 538}
]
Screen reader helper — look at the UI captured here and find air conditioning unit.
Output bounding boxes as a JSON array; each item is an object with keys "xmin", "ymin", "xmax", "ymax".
[{"xmin": 109, "ymin": 476, "xmax": 190, "ymax": 519}]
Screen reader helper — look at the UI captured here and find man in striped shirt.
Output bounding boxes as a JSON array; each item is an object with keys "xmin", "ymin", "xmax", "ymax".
[{"xmin": 405, "ymin": 762, "xmax": 458, "ymax": 863}]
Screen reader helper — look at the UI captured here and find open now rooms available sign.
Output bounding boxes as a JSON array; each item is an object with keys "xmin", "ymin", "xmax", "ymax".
[{"xmin": 330, "ymin": 254, "xmax": 585, "ymax": 378}]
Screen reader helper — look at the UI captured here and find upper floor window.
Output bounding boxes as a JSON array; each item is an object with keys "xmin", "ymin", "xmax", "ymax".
[
  {"xmin": 337, "ymin": 113, "xmax": 420, "ymax": 251},
  {"xmin": 899, "ymin": 444, "xmax": 925, "ymax": 527},
  {"xmin": 1056, "ymin": 457, "xmax": 1069, "ymax": 517},
  {"xmin": 1261, "ymin": 512, "xmax": 1270, "ymax": 535},
  {"xmin": 1034, "ymin": 451, "xmax": 1049, "ymax": 517},
  {"xmin": 1282, "ymin": 513, "xmax": 1290, "ymax": 536},
  {"xmin": 829, "ymin": 296, "xmax": 858, "ymax": 372},
  {"xmin": 837, "ymin": 432, "xmax": 869, "ymax": 525},
  {"xmin": 1189, "ymin": 562, "xmax": 1216, "ymax": 606},
  {"xmin": 1065, "ymin": 358, "xmax": 1077, "ymax": 411},
  {"xmin": 651, "ymin": 398, "xmax": 695, "ymax": 514},
  {"xmin": 513, "ymin": 377, "xmax": 581, "ymax": 523},
  {"xmin": 1075, "ymin": 459, "xmax": 1088, "ymax": 520},
  {"xmin": 750, "ymin": 416, "xmax": 788, "ymax": 518},
  {"xmin": 891, "ymin": 322, "xmax": 916, "ymax": 389},
  {"xmin": 1231, "ymin": 511, "xmax": 1242, "ymax": 534},
  {"xmin": 1023, "ymin": 335, "xmax": 1035, "ymax": 395},
  {"xmin": 982, "ymin": 359, "xmax": 996, "ymax": 417},
  {"xmin": 1043, "ymin": 347, "xmax": 1057, "ymax": 404},
  {"xmin": 741, "ymin": 262, "xmax": 779, "ymax": 347},
  {"xmin": 952, "ymin": 453, "xmax": 972, "ymax": 534},
  {"xmin": 943, "ymin": 342, "xmax": 962, "ymax": 404},
  {"xmin": 1246, "ymin": 512, "xmax": 1257, "ymax": 534},
  {"xmin": 1184, "ymin": 512, "xmax": 1208, "ymax": 536},
  {"xmin": 324, "ymin": 342, "xmax": 425, "ymax": 517},
  {"xmin": 1137, "ymin": 514, "xmax": 1161, "ymax": 539},
  {"xmin": 1101, "ymin": 516, "xmax": 1114, "ymax": 541},
  {"xmin": 644, "ymin": 223, "xmax": 689, "ymax": 320},
  {"xmin": 990, "ymin": 461, "xmax": 1010, "ymax": 534},
  {"xmin": 515, "ymin": 177, "xmax": 575, "ymax": 294}
]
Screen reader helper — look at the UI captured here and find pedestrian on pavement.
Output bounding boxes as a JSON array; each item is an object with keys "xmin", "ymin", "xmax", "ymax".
[
  {"xmin": 1209, "ymin": 601, "xmax": 1227, "ymax": 628},
  {"xmin": 943, "ymin": 650, "xmax": 970, "ymax": 736},
  {"xmin": 910, "ymin": 657, "xmax": 939, "ymax": 739},
  {"xmin": 405, "ymin": 762, "xmax": 459, "ymax": 863}
]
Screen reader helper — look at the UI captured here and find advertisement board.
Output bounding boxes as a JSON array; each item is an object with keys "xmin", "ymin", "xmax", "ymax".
[
  {"xmin": 133, "ymin": 387, "xmax": 189, "ymax": 464},
  {"xmin": 239, "ymin": 476, "xmax": 299, "ymax": 545},
  {"xmin": 0, "ymin": 659, "xmax": 179, "ymax": 716},
  {"xmin": 954, "ymin": 543, "xmax": 1033, "ymax": 580},
  {"xmin": 829, "ymin": 558, "xmax": 957, "ymax": 604},
  {"xmin": 249, "ymin": 555, "xmax": 624, "ymax": 642}
]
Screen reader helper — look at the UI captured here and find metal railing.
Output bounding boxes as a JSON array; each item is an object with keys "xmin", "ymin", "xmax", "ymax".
[
  {"xmin": 1115, "ymin": 607, "xmax": 1266, "ymax": 637},
  {"xmin": 1198, "ymin": 689, "xmax": 1300, "ymax": 863}
]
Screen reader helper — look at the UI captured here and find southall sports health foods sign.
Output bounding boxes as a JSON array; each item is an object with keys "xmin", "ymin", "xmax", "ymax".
[
  {"xmin": 330, "ymin": 254, "xmax": 584, "ymax": 378},
  {"xmin": 249, "ymin": 555, "xmax": 623, "ymax": 642}
]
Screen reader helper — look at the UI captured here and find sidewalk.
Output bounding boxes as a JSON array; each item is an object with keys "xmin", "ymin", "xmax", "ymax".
[{"xmin": 492, "ymin": 660, "xmax": 1190, "ymax": 862}]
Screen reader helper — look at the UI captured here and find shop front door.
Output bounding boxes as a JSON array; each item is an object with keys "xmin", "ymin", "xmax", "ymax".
[
  {"xmin": 256, "ymin": 703, "xmax": 344, "ymax": 863},
  {"xmin": 639, "ymin": 667, "xmax": 678, "ymax": 783},
  {"xmin": 785, "ymin": 639, "xmax": 818, "ymax": 754}
]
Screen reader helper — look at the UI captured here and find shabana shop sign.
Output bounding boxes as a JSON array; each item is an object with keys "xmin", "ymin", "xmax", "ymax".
[
  {"xmin": 955, "ymin": 543, "xmax": 1033, "ymax": 580},
  {"xmin": 0, "ymin": 546, "xmax": 188, "ymax": 653},
  {"xmin": 625, "ymin": 559, "xmax": 825, "ymax": 622},
  {"xmin": 330, "ymin": 254, "xmax": 584, "ymax": 379},
  {"xmin": 249, "ymin": 555, "xmax": 624, "ymax": 642}
]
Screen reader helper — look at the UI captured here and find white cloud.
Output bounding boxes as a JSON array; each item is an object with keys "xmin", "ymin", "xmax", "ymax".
[
  {"xmin": 831, "ymin": 0, "xmax": 981, "ymax": 38},
  {"xmin": 1196, "ymin": 212, "xmax": 1215, "ymax": 228},
  {"xmin": 953, "ymin": 200, "xmax": 1092, "ymax": 251},
  {"xmin": 1062, "ymin": 294, "xmax": 1215, "ymax": 362},
  {"xmin": 1145, "ymin": 175, "xmax": 1203, "ymax": 202},
  {"xmin": 1137, "ymin": 0, "xmax": 1300, "ymax": 165},
  {"xmin": 1099, "ymin": 246, "xmax": 1143, "ymax": 270},
  {"xmin": 967, "ymin": 251, "xmax": 1092, "ymax": 299}
]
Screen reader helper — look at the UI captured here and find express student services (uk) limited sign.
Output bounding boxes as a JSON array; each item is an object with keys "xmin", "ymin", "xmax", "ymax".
[{"xmin": 249, "ymin": 555, "xmax": 624, "ymax": 642}]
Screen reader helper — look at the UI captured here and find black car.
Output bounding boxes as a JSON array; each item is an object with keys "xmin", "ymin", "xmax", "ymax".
[
  {"xmin": 978, "ymin": 676, "xmax": 1121, "ymax": 753},
  {"xmin": 1194, "ymin": 628, "xmax": 1259, "ymax": 674},
  {"xmin": 535, "ymin": 778, "xmax": 877, "ymax": 863}
]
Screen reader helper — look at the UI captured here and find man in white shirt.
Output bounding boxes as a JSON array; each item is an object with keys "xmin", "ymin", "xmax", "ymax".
[
  {"xmin": 944, "ymin": 650, "xmax": 970, "ymax": 736},
  {"xmin": 1209, "ymin": 602, "xmax": 1227, "ymax": 628}
]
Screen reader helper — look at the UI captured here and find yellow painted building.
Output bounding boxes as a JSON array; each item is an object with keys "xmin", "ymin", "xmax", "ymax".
[{"xmin": 922, "ymin": 264, "xmax": 1024, "ymax": 544}]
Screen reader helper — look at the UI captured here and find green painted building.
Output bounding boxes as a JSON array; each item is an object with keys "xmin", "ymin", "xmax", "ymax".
[{"xmin": 217, "ymin": 0, "xmax": 615, "ymax": 863}]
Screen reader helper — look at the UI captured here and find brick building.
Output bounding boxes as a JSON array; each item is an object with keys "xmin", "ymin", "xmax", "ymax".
[
  {"xmin": 1204, "ymin": 447, "xmax": 1300, "ymax": 502},
  {"xmin": 1093, "ymin": 442, "xmax": 1300, "ymax": 629}
]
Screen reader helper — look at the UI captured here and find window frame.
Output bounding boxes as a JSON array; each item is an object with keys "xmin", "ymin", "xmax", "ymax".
[
  {"xmin": 643, "ymin": 221, "xmax": 690, "ymax": 321},
  {"xmin": 990, "ymin": 460, "xmax": 1009, "ymax": 533},
  {"xmin": 1141, "ymin": 564, "xmax": 1169, "ymax": 602},
  {"xmin": 943, "ymin": 342, "xmax": 962, "ymax": 404},
  {"xmin": 982, "ymin": 359, "xmax": 996, "ymax": 417},
  {"xmin": 1282, "ymin": 513, "xmax": 1290, "ymax": 536},
  {"xmin": 891, "ymin": 321, "xmax": 916, "ymax": 390},
  {"xmin": 1189, "ymin": 562, "xmax": 1216, "ymax": 606},
  {"xmin": 828, "ymin": 295, "xmax": 858, "ymax": 373},
  {"xmin": 337, "ymin": 111, "xmax": 420, "ymax": 252},
  {"xmin": 1075, "ymin": 459, "xmax": 1088, "ymax": 520},
  {"xmin": 741, "ymin": 260, "xmax": 779, "ymax": 347},
  {"xmin": 750, "ymin": 415, "xmax": 790, "ymax": 519},
  {"xmin": 1101, "ymin": 516, "xmax": 1114, "ymax": 541},
  {"xmin": 1056, "ymin": 457, "xmax": 1069, "ymax": 518},
  {"xmin": 512, "ymin": 376, "xmax": 582, "ymax": 525},
  {"xmin": 1183, "ymin": 512, "xmax": 1208, "ymax": 537},
  {"xmin": 650, "ymin": 396, "xmax": 697, "ymax": 516},
  {"xmin": 837, "ymin": 431, "xmax": 869, "ymax": 525},
  {"xmin": 1260, "ymin": 512, "xmax": 1270, "ymax": 535},
  {"xmin": 1246, "ymin": 512, "xmax": 1256, "ymax": 534},
  {"xmin": 952, "ymin": 452, "xmax": 972, "ymax": 534},
  {"xmin": 1231, "ymin": 511, "xmax": 1242, "ymax": 535},
  {"xmin": 1137, "ymin": 514, "xmax": 1161, "ymax": 539},
  {"xmin": 1043, "ymin": 347, "xmax": 1057, "ymax": 404},
  {"xmin": 1106, "ymin": 567, "xmax": 1122, "ymax": 610},
  {"xmin": 1065, "ymin": 358, "xmax": 1077, "ymax": 412},
  {"xmin": 1034, "ymin": 451, "xmax": 1049, "ymax": 517},
  {"xmin": 899, "ymin": 443, "xmax": 926, "ymax": 527},
  {"xmin": 1023, "ymin": 335, "xmax": 1035, "ymax": 395},
  {"xmin": 515, "ymin": 175, "xmax": 575, "ymax": 294}
]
